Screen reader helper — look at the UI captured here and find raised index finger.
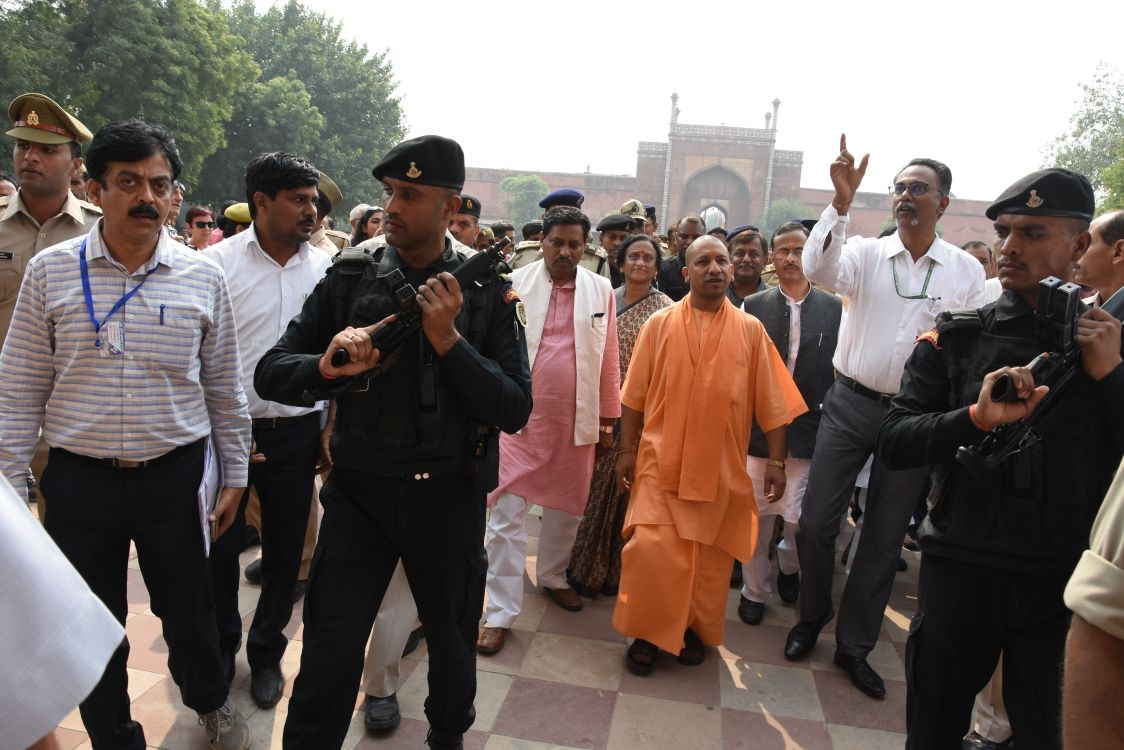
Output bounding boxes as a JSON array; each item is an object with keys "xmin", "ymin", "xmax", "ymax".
[{"xmin": 840, "ymin": 133, "xmax": 847, "ymax": 153}]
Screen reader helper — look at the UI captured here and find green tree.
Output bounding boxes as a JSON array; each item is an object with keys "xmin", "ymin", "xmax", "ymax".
[
  {"xmin": 0, "ymin": 0, "xmax": 252, "ymax": 185},
  {"xmin": 220, "ymin": 0, "xmax": 404, "ymax": 214},
  {"xmin": 1048, "ymin": 63, "xmax": 1124, "ymax": 209},
  {"xmin": 760, "ymin": 197, "xmax": 810, "ymax": 238},
  {"xmin": 194, "ymin": 74, "xmax": 324, "ymax": 207},
  {"xmin": 501, "ymin": 174, "xmax": 548, "ymax": 229}
]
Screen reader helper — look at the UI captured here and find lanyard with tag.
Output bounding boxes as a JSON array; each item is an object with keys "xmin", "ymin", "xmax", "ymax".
[{"xmin": 79, "ymin": 238, "xmax": 157, "ymax": 348}]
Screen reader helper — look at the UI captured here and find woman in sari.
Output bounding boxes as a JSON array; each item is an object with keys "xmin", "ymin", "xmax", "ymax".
[{"xmin": 568, "ymin": 235, "xmax": 673, "ymax": 597}]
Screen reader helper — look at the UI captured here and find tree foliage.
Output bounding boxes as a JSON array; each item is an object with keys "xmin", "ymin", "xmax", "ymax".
[
  {"xmin": 0, "ymin": 0, "xmax": 405, "ymax": 218},
  {"xmin": 760, "ymin": 197, "xmax": 810, "ymax": 239},
  {"xmin": 1048, "ymin": 63, "xmax": 1124, "ymax": 211},
  {"xmin": 501, "ymin": 174, "xmax": 549, "ymax": 229}
]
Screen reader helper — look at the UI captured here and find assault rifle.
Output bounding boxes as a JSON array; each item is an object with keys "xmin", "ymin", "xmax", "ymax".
[
  {"xmin": 956, "ymin": 276, "xmax": 1085, "ymax": 473},
  {"xmin": 330, "ymin": 236, "xmax": 512, "ymax": 368}
]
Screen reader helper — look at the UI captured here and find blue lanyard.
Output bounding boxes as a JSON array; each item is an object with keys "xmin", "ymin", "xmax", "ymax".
[{"xmin": 79, "ymin": 238, "xmax": 158, "ymax": 348}]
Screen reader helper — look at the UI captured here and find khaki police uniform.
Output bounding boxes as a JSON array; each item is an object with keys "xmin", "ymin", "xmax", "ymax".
[
  {"xmin": 507, "ymin": 240, "xmax": 610, "ymax": 279},
  {"xmin": 3, "ymin": 92, "xmax": 98, "ymax": 510}
]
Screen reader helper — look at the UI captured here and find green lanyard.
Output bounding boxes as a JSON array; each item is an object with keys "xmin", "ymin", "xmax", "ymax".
[{"xmin": 891, "ymin": 255, "xmax": 936, "ymax": 300}]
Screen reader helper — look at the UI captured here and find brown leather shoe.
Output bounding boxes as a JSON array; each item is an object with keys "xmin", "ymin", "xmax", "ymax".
[
  {"xmin": 544, "ymin": 586, "xmax": 583, "ymax": 612},
  {"xmin": 476, "ymin": 626, "xmax": 508, "ymax": 655}
]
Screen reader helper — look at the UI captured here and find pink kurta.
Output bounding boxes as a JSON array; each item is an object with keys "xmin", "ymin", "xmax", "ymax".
[{"xmin": 489, "ymin": 279, "xmax": 620, "ymax": 515}]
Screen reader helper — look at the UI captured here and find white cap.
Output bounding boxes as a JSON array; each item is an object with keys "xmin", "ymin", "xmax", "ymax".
[{"xmin": 349, "ymin": 203, "xmax": 372, "ymax": 222}]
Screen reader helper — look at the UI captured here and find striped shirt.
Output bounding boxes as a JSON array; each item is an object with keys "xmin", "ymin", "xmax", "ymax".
[{"xmin": 0, "ymin": 221, "xmax": 251, "ymax": 499}]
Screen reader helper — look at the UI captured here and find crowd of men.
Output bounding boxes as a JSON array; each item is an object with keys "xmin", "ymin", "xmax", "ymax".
[{"xmin": 1, "ymin": 91, "xmax": 1123, "ymax": 750}]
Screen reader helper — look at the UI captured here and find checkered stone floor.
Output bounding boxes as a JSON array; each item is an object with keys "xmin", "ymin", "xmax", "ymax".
[{"xmin": 53, "ymin": 513, "xmax": 916, "ymax": 749}]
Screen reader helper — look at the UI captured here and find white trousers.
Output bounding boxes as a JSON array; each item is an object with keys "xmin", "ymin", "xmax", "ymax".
[
  {"xmin": 361, "ymin": 561, "xmax": 421, "ymax": 698},
  {"xmin": 483, "ymin": 492, "xmax": 582, "ymax": 628},
  {"xmin": 971, "ymin": 656, "xmax": 1013, "ymax": 742},
  {"xmin": 741, "ymin": 517, "xmax": 800, "ymax": 603}
]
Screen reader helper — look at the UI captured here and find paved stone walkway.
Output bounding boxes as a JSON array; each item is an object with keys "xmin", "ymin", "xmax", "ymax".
[{"xmin": 53, "ymin": 513, "xmax": 916, "ymax": 749}]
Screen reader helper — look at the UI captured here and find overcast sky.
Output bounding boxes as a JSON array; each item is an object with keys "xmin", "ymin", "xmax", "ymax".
[{"xmin": 296, "ymin": 0, "xmax": 1118, "ymax": 203}]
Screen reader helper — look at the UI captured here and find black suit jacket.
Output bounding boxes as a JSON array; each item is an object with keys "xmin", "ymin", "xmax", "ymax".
[{"xmin": 744, "ymin": 286, "xmax": 842, "ymax": 459}]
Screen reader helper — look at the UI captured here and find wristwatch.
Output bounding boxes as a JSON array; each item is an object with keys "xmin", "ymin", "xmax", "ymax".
[{"xmin": 766, "ymin": 459, "xmax": 786, "ymax": 469}]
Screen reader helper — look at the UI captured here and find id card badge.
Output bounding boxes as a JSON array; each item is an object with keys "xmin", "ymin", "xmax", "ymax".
[{"xmin": 100, "ymin": 320, "xmax": 125, "ymax": 357}]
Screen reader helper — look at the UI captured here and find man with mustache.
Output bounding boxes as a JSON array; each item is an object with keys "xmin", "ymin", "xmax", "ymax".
[
  {"xmin": 477, "ymin": 205, "xmax": 620, "ymax": 656},
  {"xmin": 0, "ymin": 93, "xmax": 101, "ymax": 350},
  {"xmin": 880, "ymin": 168, "xmax": 1123, "ymax": 748},
  {"xmin": 612, "ymin": 235, "xmax": 806, "ymax": 674},
  {"xmin": 203, "ymin": 152, "xmax": 332, "ymax": 711},
  {"xmin": 725, "ymin": 225, "xmax": 769, "ymax": 307},
  {"xmin": 737, "ymin": 221, "xmax": 842, "ymax": 626},
  {"xmin": 785, "ymin": 135, "xmax": 987, "ymax": 699},
  {"xmin": 0, "ymin": 118, "xmax": 253, "ymax": 749}
]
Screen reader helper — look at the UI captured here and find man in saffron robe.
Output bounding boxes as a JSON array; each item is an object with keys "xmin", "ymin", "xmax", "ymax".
[{"xmin": 613, "ymin": 235, "xmax": 807, "ymax": 674}]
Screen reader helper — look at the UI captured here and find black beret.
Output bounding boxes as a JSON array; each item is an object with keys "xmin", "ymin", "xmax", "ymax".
[
  {"xmin": 597, "ymin": 214, "xmax": 633, "ymax": 232},
  {"xmin": 539, "ymin": 188, "xmax": 584, "ymax": 209},
  {"xmin": 727, "ymin": 224, "xmax": 761, "ymax": 243},
  {"xmin": 985, "ymin": 168, "xmax": 1095, "ymax": 221},
  {"xmin": 372, "ymin": 134, "xmax": 465, "ymax": 191},
  {"xmin": 458, "ymin": 194, "xmax": 481, "ymax": 218}
]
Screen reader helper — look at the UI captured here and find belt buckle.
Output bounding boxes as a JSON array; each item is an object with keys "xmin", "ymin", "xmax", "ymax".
[
  {"xmin": 349, "ymin": 377, "xmax": 370, "ymax": 393},
  {"xmin": 113, "ymin": 458, "xmax": 143, "ymax": 469}
]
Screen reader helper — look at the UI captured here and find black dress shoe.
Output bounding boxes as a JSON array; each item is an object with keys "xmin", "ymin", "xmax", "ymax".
[
  {"xmin": 244, "ymin": 558, "xmax": 262, "ymax": 585},
  {"xmin": 738, "ymin": 596, "xmax": 765, "ymax": 625},
  {"xmin": 729, "ymin": 560, "xmax": 743, "ymax": 588},
  {"xmin": 962, "ymin": 731, "xmax": 1014, "ymax": 749},
  {"xmin": 776, "ymin": 571, "xmax": 800, "ymax": 604},
  {"xmin": 290, "ymin": 579, "xmax": 307, "ymax": 603},
  {"xmin": 363, "ymin": 693, "xmax": 401, "ymax": 732},
  {"xmin": 626, "ymin": 639, "xmax": 659, "ymax": 676},
  {"xmin": 784, "ymin": 619, "xmax": 827, "ymax": 661},
  {"xmin": 833, "ymin": 652, "xmax": 886, "ymax": 699},
  {"xmin": 425, "ymin": 727, "xmax": 463, "ymax": 749},
  {"xmin": 250, "ymin": 664, "xmax": 284, "ymax": 709},
  {"xmin": 402, "ymin": 626, "xmax": 425, "ymax": 657}
]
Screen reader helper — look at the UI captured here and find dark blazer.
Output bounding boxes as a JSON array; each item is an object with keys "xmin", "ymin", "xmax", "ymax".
[{"xmin": 744, "ymin": 286, "xmax": 842, "ymax": 459}]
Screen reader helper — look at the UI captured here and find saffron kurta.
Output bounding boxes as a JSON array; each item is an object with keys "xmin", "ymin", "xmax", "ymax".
[
  {"xmin": 613, "ymin": 297, "xmax": 807, "ymax": 653},
  {"xmin": 488, "ymin": 279, "xmax": 621, "ymax": 515}
]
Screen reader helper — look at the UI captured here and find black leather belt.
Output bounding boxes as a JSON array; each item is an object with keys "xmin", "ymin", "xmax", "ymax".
[
  {"xmin": 56, "ymin": 439, "xmax": 201, "ymax": 470},
  {"xmin": 836, "ymin": 374, "xmax": 894, "ymax": 407},
  {"xmin": 251, "ymin": 413, "xmax": 320, "ymax": 430}
]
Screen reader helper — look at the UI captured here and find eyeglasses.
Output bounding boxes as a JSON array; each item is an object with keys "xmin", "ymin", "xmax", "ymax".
[
  {"xmin": 193, "ymin": 221, "xmax": 215, "ymax": 229},
  {"xmin": 889, "ymin": 182, "xmax": 936, "ymax": 198}
]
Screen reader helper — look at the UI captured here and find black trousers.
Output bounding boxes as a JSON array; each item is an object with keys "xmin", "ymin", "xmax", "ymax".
[
  {"xmin": 41, "ymin": 440, "xmax": 227, "ymax": 750},
  {"xmin": 211, "ymin": 413, "xmax": 320, "ymax": 670},
  {"xmin": 282, "ymin": 468, "xmax": 487, "ymax": 749},
  {"xmin": 905, "ymin": 553, "xmax": 1071, "ymax": 750}
]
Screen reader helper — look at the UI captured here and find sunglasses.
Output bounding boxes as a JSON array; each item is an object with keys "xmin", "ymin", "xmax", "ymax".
[
  {"xmin": 193, "ymin": 221, "xmax": 216, "ymax": 229},
  {"xmin": 889, "ymin": 182, "xmax": 936, "ymax": 198}
]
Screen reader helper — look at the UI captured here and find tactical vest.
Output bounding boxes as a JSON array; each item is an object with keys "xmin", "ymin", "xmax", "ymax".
[
  {"xmin": 924, "ymin": 308, "xmax": 1103, "ymax": 566},
  {"xmin": 326, "ymin": 245, "xmax": 501, "ymax": 484}
]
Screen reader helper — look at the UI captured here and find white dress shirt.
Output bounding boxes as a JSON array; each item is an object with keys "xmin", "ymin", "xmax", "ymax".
[
  {"xmin": 802, "ymin": 204, "xmax": 988, "ymax": 394},
  {"xmin": 203, "ymin": 225, "xmax": 330, "ymax": 419},
  {"xmin": 983, "ymin": 276, "xmax": 1004, "ymax": 304},
  {"xmin": 778, "ymin": 285, "xmax": 808, "ymax": 374}
]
